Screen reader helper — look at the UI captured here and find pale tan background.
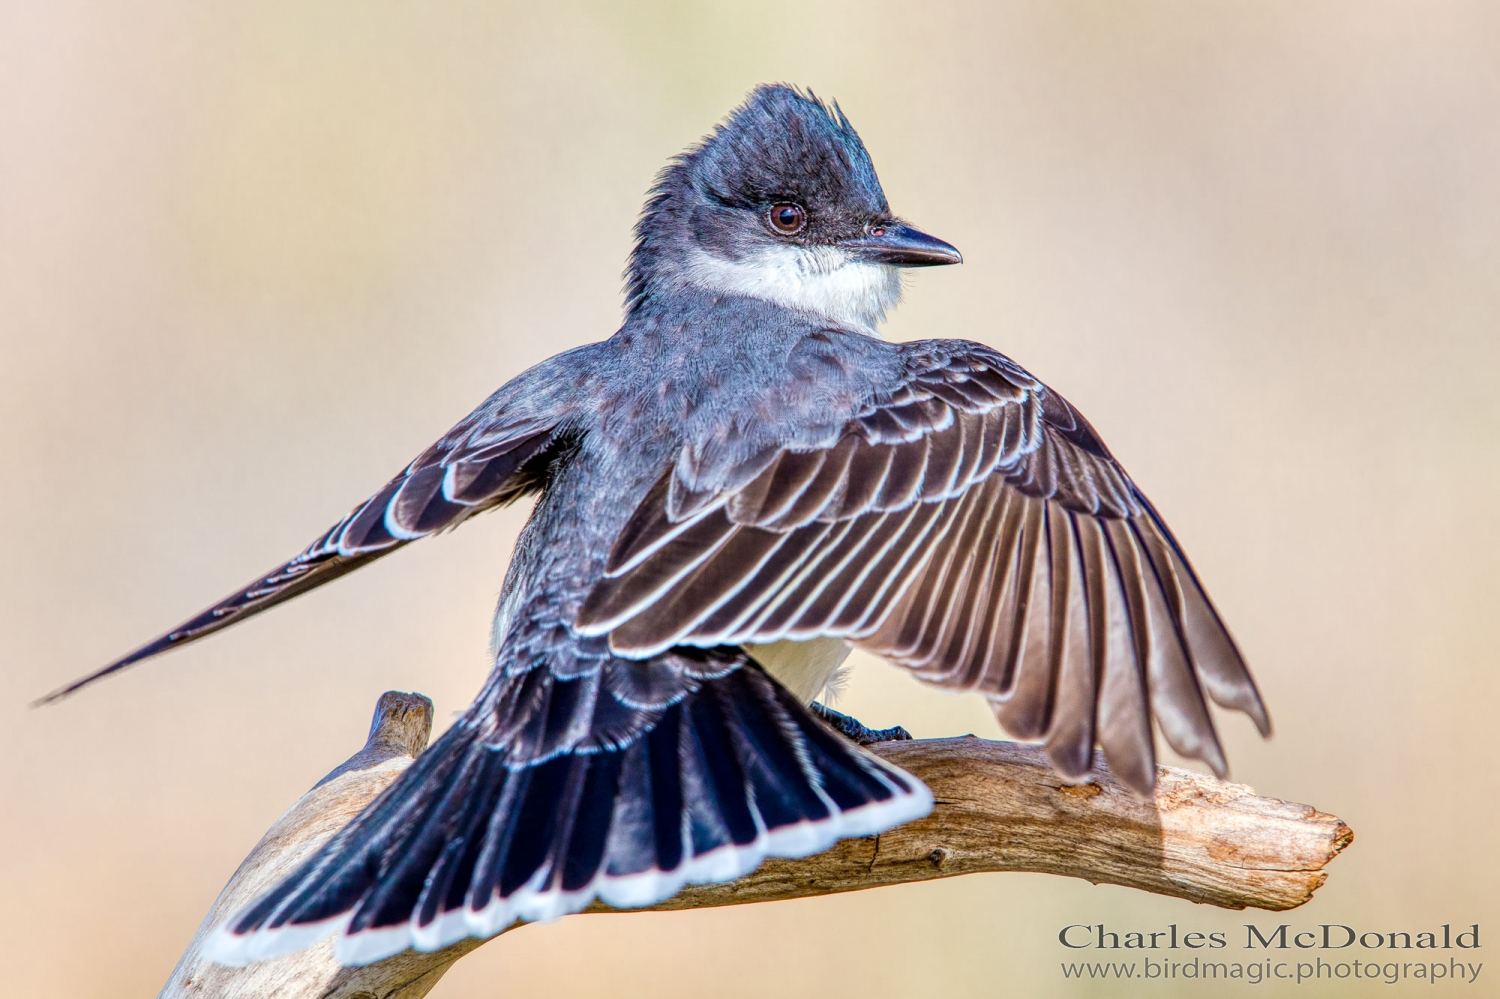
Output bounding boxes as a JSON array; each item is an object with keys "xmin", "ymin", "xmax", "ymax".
[{"xmin": 3, "ymin": 2, "xmax": 1497, "ymax": 997}]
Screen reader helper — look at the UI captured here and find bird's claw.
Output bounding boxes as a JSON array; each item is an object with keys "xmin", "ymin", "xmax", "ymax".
[{"xmin": 809, "ymin": 701, "xmax": 912, "ymax": 745}]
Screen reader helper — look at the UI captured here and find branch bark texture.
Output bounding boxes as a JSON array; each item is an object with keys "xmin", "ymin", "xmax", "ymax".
[{"xmin": 160, "ymin": 692, "xmax": 1351, "ymax": 999}]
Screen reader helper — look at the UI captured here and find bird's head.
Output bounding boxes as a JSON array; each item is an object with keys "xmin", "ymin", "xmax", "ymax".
[{"xmin": 627, "ymin": 84, "xmax": 961, "ymax": 329}]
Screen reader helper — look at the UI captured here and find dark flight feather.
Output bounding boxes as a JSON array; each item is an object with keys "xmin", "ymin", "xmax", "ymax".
[{"xmin": 35, "ymin": 419, "xmax": 561, "ymax": 705}]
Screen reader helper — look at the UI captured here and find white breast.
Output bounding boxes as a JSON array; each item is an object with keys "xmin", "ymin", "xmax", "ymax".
[{"xmin": 745, "ymin": 636, "xmax": 854, "ymax": 703}]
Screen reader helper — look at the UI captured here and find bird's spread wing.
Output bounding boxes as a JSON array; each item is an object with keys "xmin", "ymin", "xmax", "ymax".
[
  {"xmin": 577, "ymin": 342, "xmax": 1270, "ymax": 794},
  {"xmin": 37, "ymin": 397, "xmax": 570, "ymax": 705}
]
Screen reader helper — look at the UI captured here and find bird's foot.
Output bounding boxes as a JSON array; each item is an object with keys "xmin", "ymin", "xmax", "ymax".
[{"xmin": 809, "ymin": 701, "xmax": 912, "ymax": 745}]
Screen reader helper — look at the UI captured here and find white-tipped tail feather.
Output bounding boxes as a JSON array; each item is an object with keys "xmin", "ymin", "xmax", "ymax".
[{"xmin": 207, "ymin": 658, "xmax": 930, "ymax": 968}]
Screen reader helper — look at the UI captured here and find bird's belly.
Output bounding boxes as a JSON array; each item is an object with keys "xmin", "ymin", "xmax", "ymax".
[{"xmin": 744, "ymin": 636, "xmax": 852, "ymax": 703}]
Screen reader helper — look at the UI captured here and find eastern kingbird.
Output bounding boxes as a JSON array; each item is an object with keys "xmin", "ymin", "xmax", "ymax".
[{"xmin": 42, "ymin": 85, "xmax": 1270, "ymax": 965}]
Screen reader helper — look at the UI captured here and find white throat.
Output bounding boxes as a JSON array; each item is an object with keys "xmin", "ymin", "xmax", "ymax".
[{"xmin": 682, "ymin": 243, "xmax": 902, "ymax": 330}]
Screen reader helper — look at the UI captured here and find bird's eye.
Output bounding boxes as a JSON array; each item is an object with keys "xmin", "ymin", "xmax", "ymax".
[{"xmin": 768, "ymin": 203, "xmax": 805, "ymax": 234}]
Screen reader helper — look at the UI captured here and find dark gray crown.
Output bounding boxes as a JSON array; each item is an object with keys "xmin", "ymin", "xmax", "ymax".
[{"xmin": 626, "ymin": 85, "xmax": 891, "ymax": 312}]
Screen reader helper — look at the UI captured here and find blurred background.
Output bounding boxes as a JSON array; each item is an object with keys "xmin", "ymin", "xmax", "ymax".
[{"xmin": 3, "ymin": 2, "xmax": 1497, "ymax": 996}]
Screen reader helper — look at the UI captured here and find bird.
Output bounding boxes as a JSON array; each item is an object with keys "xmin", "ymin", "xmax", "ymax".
[{"xmin": 40, "ymin": 84, "xmax": 1271, "ymax": 966}]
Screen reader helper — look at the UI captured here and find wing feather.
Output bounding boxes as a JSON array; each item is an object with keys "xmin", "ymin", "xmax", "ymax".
[
  {"xmin": 765, "ymin": 438, "xmax": 858, "ymax": 528},
  {"xmin": 763, "ymin": 502, "xmax": 957, "ymax": 640},
  {"xmin": 895, "ymin": 479, "xmax": 1009, "ymax": 686},
  {"xmin": 606, "ymin": 527, "xmax": 793, "ymax": 653},
  {"xmin": 575, "ymin": 343, "xmax": 1270, "ymax": 795},
  {"xmin": 1107, "ymin": 519, "xmax": 1226, "ymax": 776},
  {"xmin": 926, "ymin": 486, "xmax": 1025, "ymax": 690},
  {"xmin": 991, "ymin": 500, "xmax": 1060, "ymax": 740},
  {"xmin": 873, "ymin": 438, "xmax": 931, "ymax": 510},
  {"xmin": 40, "ymin": 414, "xmax": 563, "ymax": 704},
  {"xmin": 579, "ymin": 513, "xmax": 741, "ymax": 636},
  {"xmin": 825, "ymin": 439, "xmax": 894, "ymax": 519},
  {"xmin": 690, "ymin": 520, "xmax": 840, "ymax": 641}
]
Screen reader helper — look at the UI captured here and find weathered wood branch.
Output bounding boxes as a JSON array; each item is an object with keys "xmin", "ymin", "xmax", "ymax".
[{"xmin": 161, "ymin": 691, "xmax": 1352, "ymax": 999}]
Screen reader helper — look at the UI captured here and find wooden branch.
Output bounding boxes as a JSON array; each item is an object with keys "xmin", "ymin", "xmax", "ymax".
[{"xmin": 160, "ymin": 691, "xmax": 1352, "ymax": 999}]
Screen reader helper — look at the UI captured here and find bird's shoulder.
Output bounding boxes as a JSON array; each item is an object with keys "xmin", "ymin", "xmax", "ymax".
[{"xmin": 869, "ymin": 338, "xmax": 1114, "ymax": 464}]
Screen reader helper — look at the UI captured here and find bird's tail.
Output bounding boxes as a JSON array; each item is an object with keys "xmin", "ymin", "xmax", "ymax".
[{"xmin": 207, "ymin": 660, "xmax": 931, "ymax": 967}]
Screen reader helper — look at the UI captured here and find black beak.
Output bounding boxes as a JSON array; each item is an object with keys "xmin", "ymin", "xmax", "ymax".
[{"xmin": 844, "ymin": 222, "xmax": 962, "ymax": 267}]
